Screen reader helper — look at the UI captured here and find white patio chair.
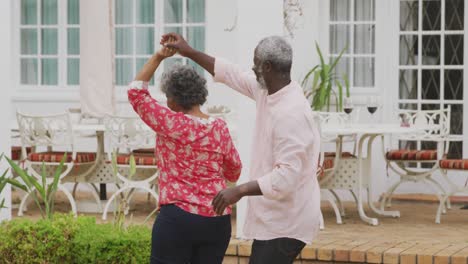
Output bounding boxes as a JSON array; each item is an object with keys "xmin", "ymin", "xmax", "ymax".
[
  {"xmin": 435, "ymin": 158, "xmax": 468, "ymax": 223},
  {"xmin": 313, "ymin": 112, "xmax": 359, "ymax": 227},
  {"xmin": 66, "ymin": 108, "xmax": 104, "ymax": 210},
  {"xmin": 102, "ymin": 115, "xmax": 159, "ymax": 220},
  {"xmin": 16, "ymin": 111, "xmax": 98, "ymax": 217},
  {"xmin": 381, "ymin": 107, "xmax": 451, "ymax": 217}
]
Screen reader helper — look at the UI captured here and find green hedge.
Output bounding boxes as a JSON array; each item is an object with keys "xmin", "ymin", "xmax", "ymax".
[{"xmin": 0, "ymin": 214, "xmax": 151, "ymax": 264}]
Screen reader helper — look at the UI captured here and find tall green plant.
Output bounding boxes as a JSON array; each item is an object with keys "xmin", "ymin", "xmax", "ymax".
[
  {"xmin": 0, "ymin": 154, "xmax": 27, "ymax": 210},
  {"xmin": 5, "ymin": 154, "xmax": 66, "ymax": 220},
  {"xmin": 302, "ymin": 42, "xmax": 350, "ymax": 112},
  {"xmin": 111, "ymin": 152, "xmax": 137, "ymax": 231}
]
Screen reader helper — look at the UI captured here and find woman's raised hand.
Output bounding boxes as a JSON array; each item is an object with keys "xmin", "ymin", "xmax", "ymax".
[{"xmin": 156, "ymin": 36, "xmax": 177, "ymax": 59}]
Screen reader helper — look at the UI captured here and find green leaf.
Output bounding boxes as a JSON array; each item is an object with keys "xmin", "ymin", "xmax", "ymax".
[
  {"xmin": 111, "ymin": 152, "xmax": 118, "ymax": 176},
  {"xmin": 6, "ymin": 178, "xmax": 28, "ymax": 192},
  {"xmin": 329, "ymin": 45, "xmax": 347, "ymax": 73},
  {"xmin": 301, "ymin": 65, "xmax": 319, "ymax": 88},
  {"xmin": 344, "ymin": 74, "xmax": 350, "ymax": 98},
  {"xmin": 5, "ymin": 157, "xmax": 33, "ymax": 189},
  {"xmin": 336, "ymin": 81, "xmax": 343, "ymax": 111},
  {"xmin": 129, "ymin": 155, "xmax": 136, "ymax": 179},
  {"xmin": 41, "ymin": 162, "xmax": 47, "ymax": 193}
]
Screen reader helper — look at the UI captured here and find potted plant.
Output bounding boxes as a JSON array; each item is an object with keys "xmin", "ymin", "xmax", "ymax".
[{"xmin": 302, "ymin": 42, "xmax": 350, "ymax": 112}]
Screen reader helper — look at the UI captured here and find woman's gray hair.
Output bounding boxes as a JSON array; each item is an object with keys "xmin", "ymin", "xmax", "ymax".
[
  {"xmin": 160, "ymin": 64, "xmax": 208, "ymax": 110},
  {"xmin": 256, "ymin": 36, "xmax": 293, "ymax": 73}
]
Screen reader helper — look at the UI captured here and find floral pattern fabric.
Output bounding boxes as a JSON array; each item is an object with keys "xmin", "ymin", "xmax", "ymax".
[{"xmin": 128, "ymin": 81, "xmax": 242, "ymax": 217}]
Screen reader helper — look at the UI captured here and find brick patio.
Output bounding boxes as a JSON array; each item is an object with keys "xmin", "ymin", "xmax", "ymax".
[
  {"xmin": 11, "ymin": 191, "xmax": 468, "ymax": 264},
  {"xmin": 222, "ymin": 200, "xmax": 468, "ymax": 264}
]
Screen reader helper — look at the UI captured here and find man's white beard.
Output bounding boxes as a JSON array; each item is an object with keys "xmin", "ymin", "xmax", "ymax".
[{"xmin": 258, "ymin": 75, "xmax": 267, "ymax": 90}]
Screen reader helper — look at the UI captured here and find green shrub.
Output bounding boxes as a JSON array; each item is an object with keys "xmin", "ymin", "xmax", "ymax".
[{"xmin": 0, "ymin": 214, "xmax": 151, "ymax": 264}]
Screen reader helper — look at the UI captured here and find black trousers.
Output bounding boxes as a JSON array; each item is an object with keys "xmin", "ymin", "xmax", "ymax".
[
  {"xmin": 249, "ymin": 238, "xmax": 306, "ymax": 264},
  {"xmin": 150, "ymin": 205, "xmax": 231, "ymax": 264}
]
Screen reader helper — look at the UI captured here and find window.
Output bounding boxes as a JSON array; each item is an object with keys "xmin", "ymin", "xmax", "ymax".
[
  {"xmin": 329, "ymin": 0, "xmax": 376, "ymax": 90},
  {"xmin": 19, "ymin": 0, "xmax": 80, "ymax": 86},
  {"xmin": 399, "ymin": 0, "xmax": 465, "ymax": 158},
  {"xmin": 114, "ymin": 0, "xmax": 206, "ymax": 87}
]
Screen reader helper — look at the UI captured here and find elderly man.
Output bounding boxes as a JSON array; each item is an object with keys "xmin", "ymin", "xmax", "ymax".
[{"xmin": 162, "ymin": 33, "xmax": 321, "ymax": 264}]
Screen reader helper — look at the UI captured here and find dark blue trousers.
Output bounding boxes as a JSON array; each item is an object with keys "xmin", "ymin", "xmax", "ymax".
[{"xmin": 150, "ymin": 205, "xmax": 231, "ymax": 264}]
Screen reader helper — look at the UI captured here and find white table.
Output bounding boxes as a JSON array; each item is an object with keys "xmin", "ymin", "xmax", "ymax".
[{"xmin": 321, "ymin": 123, "xmax": 421, "ymax": 225}]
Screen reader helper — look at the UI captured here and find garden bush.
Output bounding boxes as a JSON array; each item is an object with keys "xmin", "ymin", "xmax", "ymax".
[{"xmin": 0, "ymin": 214, "xmax": 151, "ymax": 264}]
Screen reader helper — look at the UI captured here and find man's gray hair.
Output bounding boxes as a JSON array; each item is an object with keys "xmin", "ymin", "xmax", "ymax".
[{"xmin": 256, "ymin": 36, "xmax": 293, "ymax": 73}]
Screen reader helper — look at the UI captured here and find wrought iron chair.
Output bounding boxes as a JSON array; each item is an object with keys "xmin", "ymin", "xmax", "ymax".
[
  {"xmin": 313, "ymin": 112, "xmax": 359, "ymax": 227},
  {"xmin": 102, "ymin": 115, "xmax": 159, "ymax": 220},
  {"xmin": 16, "ymin": 111, "xmax": 98, "ymax": 216},
  {"xmin": 436, "ymin": 158, "xmax": 468, "ymax": 223},
  {"xmin": 381, "ymin": 107, "xmax": 451, "ymax": 217}
]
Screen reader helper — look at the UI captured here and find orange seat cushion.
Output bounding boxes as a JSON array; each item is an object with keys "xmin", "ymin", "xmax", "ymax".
[
  {"xmin": 132, "ymin": 148, "xmax": 155, "ymax": 155},
  {"xmin": 116, "ymin": 154, "xmax": 158, "ymax": 166},
  {"xmin": 318, "ymin": 152, "xmax": 356, "ymax": 181},
  {"xmin": 439, "ymin": 159, "xmax": 468, "ymax": 170},
  {"xmin": 28, "ymin": 152, "xmax": 96, "ymax": 163},
  {"xmin": 11, "ymin": 146, "xmax": 32, "ymax": 161},
  {"xmin": 386, "ymin": 149, "xmax": 437, "ymax": 161}
]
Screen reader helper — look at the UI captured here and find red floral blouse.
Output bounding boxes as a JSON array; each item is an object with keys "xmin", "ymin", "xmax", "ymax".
[{"xmin": 128, "ymin": 81, "xmax": 242, "ymax": 216}]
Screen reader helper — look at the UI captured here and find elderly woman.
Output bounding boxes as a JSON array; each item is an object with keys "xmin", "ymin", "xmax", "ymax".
[{"xmin": 128, "ymin": 43, "xmax": 242, "ymax": 264}]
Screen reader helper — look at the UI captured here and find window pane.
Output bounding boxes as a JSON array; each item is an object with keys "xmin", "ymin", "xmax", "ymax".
[
  {"xmin": 21, "ymin": 58, "xmax": 38, "ymax": 84},
  {"xmin": 116, "ymin": 58, "xmax": 133, "ymax": 85},
  {"xmin": 136, "ymin": 58, "xmax": 154, "ymax": 85},
  {"xmin": 21, "ymin": 0, "xmax": 37, "ymax": 25},
  {"xmin": 187, "ymin": 27, "xmax": 205, "ymax": 52},
  {"xmin": 330, "ymin": 25, "xmax": 350, "ymax": 54},
  {"xmin": 445, "ymin": 35, "xmax": 464, "ymax": 65},
  {"xmin": 41, "ymin": 0, "xmax": 57, "ymax": 25},
  {"xmin": 399, "ymin": 35, "xmax": 418, "ymax": 65},
  {"xmin": 115, "ymin": 0, "xmax": 133, "ymax": 24},
  {"xmin": 355, "ymin": 0, "xmax": 374, "ymax": 21},
  {"xmin": 21, "ymin": 29, "xmax": 38, "ymax": 55},
  {"xmin": 116, "ymin": 28, "xmax": 134, "ymax": 55},
  {"xmin": 421, "ymin": 69, "xmax": 440, "ymax": 100},
  {"xmin": 67, "ymin": 28, "xmax": 80, "ymax": 55},
  {"xmin": 137, "ymin": 0, "xmax": 155, "ymax": 24},
  {"xmin": 446, "ymin": 104, "xmax": 463, "ymax": 135},
  {"xmin": 163, "ymin": 26, "xmax": 183, "ymax": 35},
  {"xmin": 187, "ymin": 0, "xmax": 205, "ymax": 23},
  {"xmin": 41, "ymin": 58, "xmax": 58, "ymax": 85},
  {"xmin": 67, "ymin": 58, "xmax": 79, "ymax": 85},
  {"xmin": 446, "ymin": 0, "xmax": 464, "ymax": 30},
  {"xmin": 399, "ymin": 69, "xmax": 418, "ymax": 100},
  {"xmin": 400, "ymin": 0, "xmax": 418, "ymax": 31},
  {"xmin": 330, "ymin": 0, "xmax": 350, "ymax": 21},
  {"xmin": 331, "ymin": 56, "xmax": 349, "ymax": 82},
  {"xmin": 353, "ymin": 58, "xmax": 374, "ymax": 87},
  {"xmin": 67, "ymin": 0, "xmax": 80, "ymax": 24},
  {"xmin": 188, "ymin": 59, "xmax": 204, "ymax": 76},
  {"xmin": 444, "ymin": 70, "xmax": 463, "ymax": 100},
  {"xmin": 41, "ymin": 28, "xmax": 58, "ymax": 55},
  {"xmin": 422, "ymin": 35, "xmax": 440, "ymax": 65},
  {"xmin": 354, "ymin": 24, "xmax": 374, "ymax": 54},
  {"xmin": 136, "ymin": 27, "xmax": 154, "ymax": 55},
  {"xmin": 164, "ymin": 57, "xmax": 183, "ymax": 72},
  {"xmin": 422, "ymin": 0, "xmax": 441, "ymax": 31},
  {"xmin": 164, "ymin": 0, "xmax": 183, "ymax": 23}
]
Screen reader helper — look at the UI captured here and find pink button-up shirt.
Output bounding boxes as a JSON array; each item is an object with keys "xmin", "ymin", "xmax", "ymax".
[{"xmin": 214, "ymin": 58, "xmax": 321, "ymax": 244}]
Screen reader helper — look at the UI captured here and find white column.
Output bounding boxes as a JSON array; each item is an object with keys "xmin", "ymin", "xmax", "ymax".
[{"xmin": 0, "ymin": 0, "xmax": 13, "ymax": 222}]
